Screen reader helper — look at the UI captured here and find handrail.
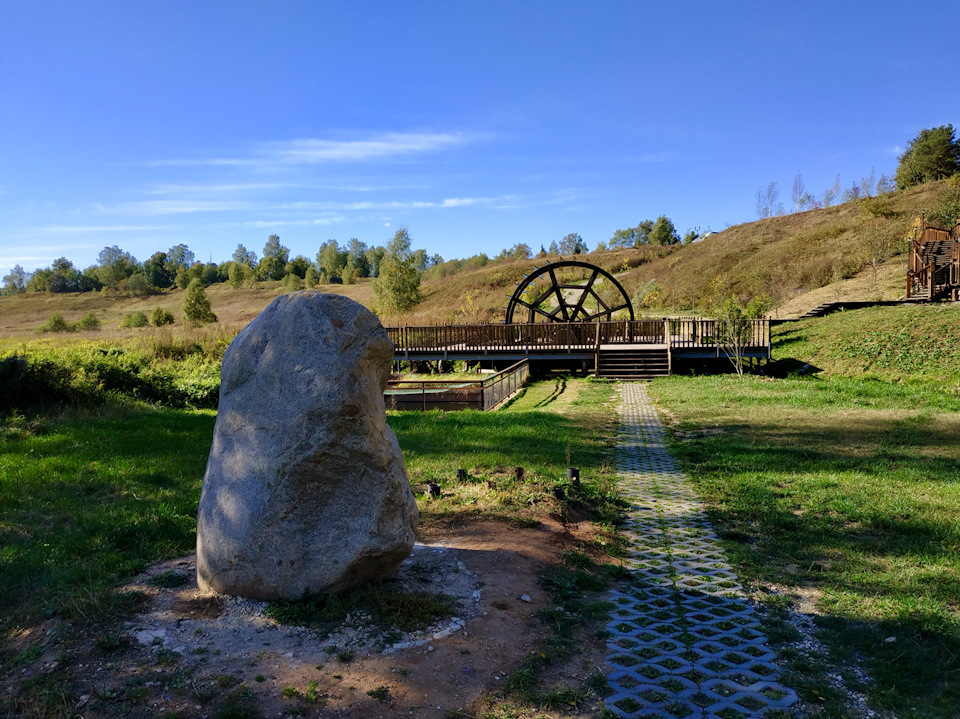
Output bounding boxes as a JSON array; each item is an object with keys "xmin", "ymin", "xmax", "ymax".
[{"xmin": 386, "ymin": 319, "xmax": 770, "ymax": 352}]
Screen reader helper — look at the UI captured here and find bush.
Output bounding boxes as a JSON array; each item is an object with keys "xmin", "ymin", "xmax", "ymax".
[
  {"xmin": 120, "ymin": 311, "xmax": 149, "ymax": 328},
  {"xmin": 0, "ymin": 346, "xmax": 221, "ymax": 413},
  {"xmin": 151, "ymin": 307, "xmax": 175, "ymax": 327},
  {"xmin": 927, "ymin": 180, "xmax": 960, "ymax": 229},
  {"xmin": 38, "ymin": 312, "xmax": 76, "ymax": 333},
  {"xmin": 75, "ymin": 311, "xmax": 102, "ymax": 331}
]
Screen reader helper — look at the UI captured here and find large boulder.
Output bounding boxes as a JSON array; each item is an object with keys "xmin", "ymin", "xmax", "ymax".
[{"xmin": 196, "ymin": 292, "xmax": 418, "ymax": 600}]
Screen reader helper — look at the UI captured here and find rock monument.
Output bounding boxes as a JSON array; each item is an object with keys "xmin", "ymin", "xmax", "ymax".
[{"xmin": 196, "ymin": 291, "xmax": 418, "ymax": 600}]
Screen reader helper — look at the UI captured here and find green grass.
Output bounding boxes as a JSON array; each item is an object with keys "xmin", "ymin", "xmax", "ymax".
[
  {"xmin": 649, "ymin": 373, "xmax": 960, "ymax": 718},
  {"xmin": 772, "ymin": 304, "xmax": 960, "ymax": 386},
  {"xmin": 0, "ymin": 406, "xmax": 213, "ymax": 632},
  {"xmin": 390, "ymin": 378, "xmax": 623, "ymax": 525}
]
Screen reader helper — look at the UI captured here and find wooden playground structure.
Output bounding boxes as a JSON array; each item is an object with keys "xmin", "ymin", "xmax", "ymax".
[{"xmin": 906, "ymin": 216, "xmax": 960, "ymax": 301}]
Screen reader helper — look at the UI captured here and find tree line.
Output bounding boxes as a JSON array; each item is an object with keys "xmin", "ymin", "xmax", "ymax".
[{"xmin": 2, "ymin": 219, "xmax": 692, "ymax": 300}]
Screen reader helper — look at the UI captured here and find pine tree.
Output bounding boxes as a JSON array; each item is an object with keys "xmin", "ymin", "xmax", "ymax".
[
  {"xmin": 896, "ymin": 125, "xmax": 960, "ymax": 189},
  {"xmin": 181, "ymin": 278, "xmax": 218, "ymax": 325}
]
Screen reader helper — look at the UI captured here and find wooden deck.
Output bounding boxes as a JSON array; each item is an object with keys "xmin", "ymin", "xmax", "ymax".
[{"xmin": 386, "ymin": 319, "xmax": 770, "ymax": 376}]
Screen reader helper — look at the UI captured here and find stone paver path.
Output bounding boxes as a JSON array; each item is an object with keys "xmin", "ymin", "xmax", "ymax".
[{"xmin": 604, "ymin": 383, "xmax": 798, "ymax": 719}]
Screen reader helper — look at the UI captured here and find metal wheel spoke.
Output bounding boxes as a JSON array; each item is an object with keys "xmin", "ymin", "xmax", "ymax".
[{"xmin": 504, "ymin": 259, "xmax": 634, "ymax": 324}]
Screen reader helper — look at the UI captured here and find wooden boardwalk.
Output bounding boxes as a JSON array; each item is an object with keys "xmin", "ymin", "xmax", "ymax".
[{"xmin": 386, "ymin": 319, "xmax": 771, "ymax": 379}]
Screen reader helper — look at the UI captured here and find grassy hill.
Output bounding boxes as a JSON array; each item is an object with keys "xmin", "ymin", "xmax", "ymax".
[
  {"xmin": 772, "ymin": 304, "xmax": 960, "ymax": 386},
  {"xmin": 1, "ymin": 178, "xmax": 957, "ymax": 343}
]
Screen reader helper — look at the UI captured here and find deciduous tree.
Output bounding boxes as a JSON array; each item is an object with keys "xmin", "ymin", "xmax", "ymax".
[
  {"xmin": 232, "ymin": 243, "xmax": 257, "ymax": 267},
  {"xmin": 649, "ymin": 215, "xmax": 680, "ymax": 245},
  {"xmin": 609, "ymin": 220, "xmax": 654, "ymax": 248},
  {"xmin": 1, "ymin": 265, "xmax": 28, "ymax": 295},
  {"xmin": 755, "ymin": 182, "xmax": 783, "ymax": 219},
  {"xmin": 259, "ymin": 235, "xmax": 289, "ymax": 281},
  {"xmin": 558, "ymin": 233, "xmax": 588, "ymax": 254},
  {"xmin": 791, "ymin": 173, "xmax": 808, "ymax": 213},
  {"xmin": 96, "ymin": 245, "xmax": 138, "ymax": 289},
  {"xmin": 373, "ymin": 227, "xmax": 422, "ymax": 314}
]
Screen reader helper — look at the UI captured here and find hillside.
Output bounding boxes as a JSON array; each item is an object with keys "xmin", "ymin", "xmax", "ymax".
[
  {"xmin": 771, "ymin": 304, "xmax": 960, "ymax": 385},
  {"xmin": 1, "ymin": 179, "xmax": 957, "ymax": 341}
]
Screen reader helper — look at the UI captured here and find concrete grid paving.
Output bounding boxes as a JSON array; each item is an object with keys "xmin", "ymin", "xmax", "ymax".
[{"xmin": 604, "ymin": 382, "xmax": 798, "ymax": 719}]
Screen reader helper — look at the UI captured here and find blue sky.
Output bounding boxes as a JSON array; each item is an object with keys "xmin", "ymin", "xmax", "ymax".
[{"xmin": 2, "ymin": 1, "xmax": 959, "ymax": 278}]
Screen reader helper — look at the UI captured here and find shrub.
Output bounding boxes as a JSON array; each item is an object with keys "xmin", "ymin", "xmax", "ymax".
[
  {"xmin": 151, "ymin": 307, "xmax": 175, "ymax": 327},
  {"xmin": 120, "ymin": 311, "xmax": 149, "ymax": 328},
  {"xmin": 0, "ymin": 347, "xmax": 221, "ymax": 412},
  {"xmin": 75, "ymin": 311, "xmax": 102, "ymax": 331},
  {"xmin": 38, "ymin": 312, "xmax": 76, "ymax": 333},
  {"xmin": 927, "ymin": 181, "xmax": 960, "ymax": 229}
]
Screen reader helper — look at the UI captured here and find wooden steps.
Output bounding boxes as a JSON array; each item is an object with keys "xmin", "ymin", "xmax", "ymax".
[{"xmin": 596, "ymin": 348, "xmax": 670, "ymax": 381}]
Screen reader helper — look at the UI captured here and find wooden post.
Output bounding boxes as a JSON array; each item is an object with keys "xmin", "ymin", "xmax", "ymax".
[{"xmin": 594, "ymin": 322, "xmax": 601, "ymax": 376}]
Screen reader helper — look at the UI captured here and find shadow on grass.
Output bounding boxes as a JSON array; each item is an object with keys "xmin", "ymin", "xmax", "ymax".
[
  {"xmin": 667, "ymin": 417, "xmax": 960, "ymax": 716},
  {"xmin": 388, "ymin": 408, "xmax": 609, "ymax": 472}
]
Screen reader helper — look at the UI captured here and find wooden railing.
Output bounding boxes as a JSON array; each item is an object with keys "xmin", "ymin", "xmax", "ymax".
[
  {"xmin": 386, "ymin": 319, "xmax": 770, "ymax": 353},
  {"xmin": 384, "ymin": 360, "xmax": 529, "ymax": 411}
]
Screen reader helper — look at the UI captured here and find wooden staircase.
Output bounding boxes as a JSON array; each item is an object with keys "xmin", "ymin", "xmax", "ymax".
[
  {"xmin": 907, "ymin": 220, "xmax": 960, "ymax": 301},
  {"xmin": 596, "ymin": 348, "xmax": 670, "ymax": 380}
]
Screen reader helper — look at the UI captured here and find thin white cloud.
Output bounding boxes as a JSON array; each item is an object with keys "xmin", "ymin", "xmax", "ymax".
[
  {"xmin": 150, "ymin": 132, "xmax": 473, "ymax": 167},
  {"xmin": 146, "ymin": 181, "xmax": 428, "ymax": 195},
  {"xmin": 269, "ymin": 133, "xmax": 467, "ymax": 163},
  {"xmin": 104, "ymin": 200, "xmax": 248, "ymax": 215},
  {"xmin": 146, "ymin": 182, "xmax": 290, "ymax": 195},
  {"xmin": 35, "ymin": 224, "xmax": 169, "ymax": 233},
  {"xmin": 248, "ymin": 217, "xmax": 346, "ymax": 228},
  {"xmin": 0, "ymin": 253, "xmax": 55, "ymax": 266}
]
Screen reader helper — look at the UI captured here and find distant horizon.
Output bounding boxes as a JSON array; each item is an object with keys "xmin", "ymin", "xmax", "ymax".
[{"xmin": 2, "ymin": 2, "xmax": 958, "ymax": 279}]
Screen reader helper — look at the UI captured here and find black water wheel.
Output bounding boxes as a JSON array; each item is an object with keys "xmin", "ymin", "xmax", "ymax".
[{"xmin": 505, "ymin": 260, "xmax": 634, "ymax": 323}]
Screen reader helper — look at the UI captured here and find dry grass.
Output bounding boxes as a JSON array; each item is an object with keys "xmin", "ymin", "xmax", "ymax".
[
  {"xmin": 615, "ymin": 180, "xmax": 950, "ymax": 312},
  {"xmin": 772, "ymin": 256, "xmax": 907, "ymax": 318},
  {"xmin": 0, "ymin": 280, "xmax": 375, "ymax": 345}
]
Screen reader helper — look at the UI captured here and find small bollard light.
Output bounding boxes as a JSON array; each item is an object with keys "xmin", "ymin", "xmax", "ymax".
[
  {"xmin": 427, "ymin": 482, "xmax": 441, "ymax": 498},
  {"xmin": 456, "ymin": 469, "xmax": 467, "ymax": 481},
  {"xmin": 567, "ymin": 467, "xmax": 580, "ymax": 487}
]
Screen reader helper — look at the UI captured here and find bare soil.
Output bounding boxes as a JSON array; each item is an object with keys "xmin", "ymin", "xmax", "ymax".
[{"xmin": 8, "ymin": 518, "xmax": 610, "ymax": 718}]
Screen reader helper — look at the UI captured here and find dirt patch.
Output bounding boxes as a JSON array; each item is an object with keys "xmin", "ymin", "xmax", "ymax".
[{"xmin": 12, "ymin": 518, "xmax": 610, "ymax": 718}]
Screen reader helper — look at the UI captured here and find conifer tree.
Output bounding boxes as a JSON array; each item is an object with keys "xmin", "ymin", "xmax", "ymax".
[{"xmin": 181, "ymin": 278, "xmax": 217, "ymax": 325}]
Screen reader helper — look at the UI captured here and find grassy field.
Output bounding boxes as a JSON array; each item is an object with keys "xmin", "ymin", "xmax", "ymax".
[
  {"xmin": 0, "ymin": 376, "xmax": 621, "ymax": 714},
  {"xmin": 648, "ymin": 374, "xmax": 960, "ymax": 718}
]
